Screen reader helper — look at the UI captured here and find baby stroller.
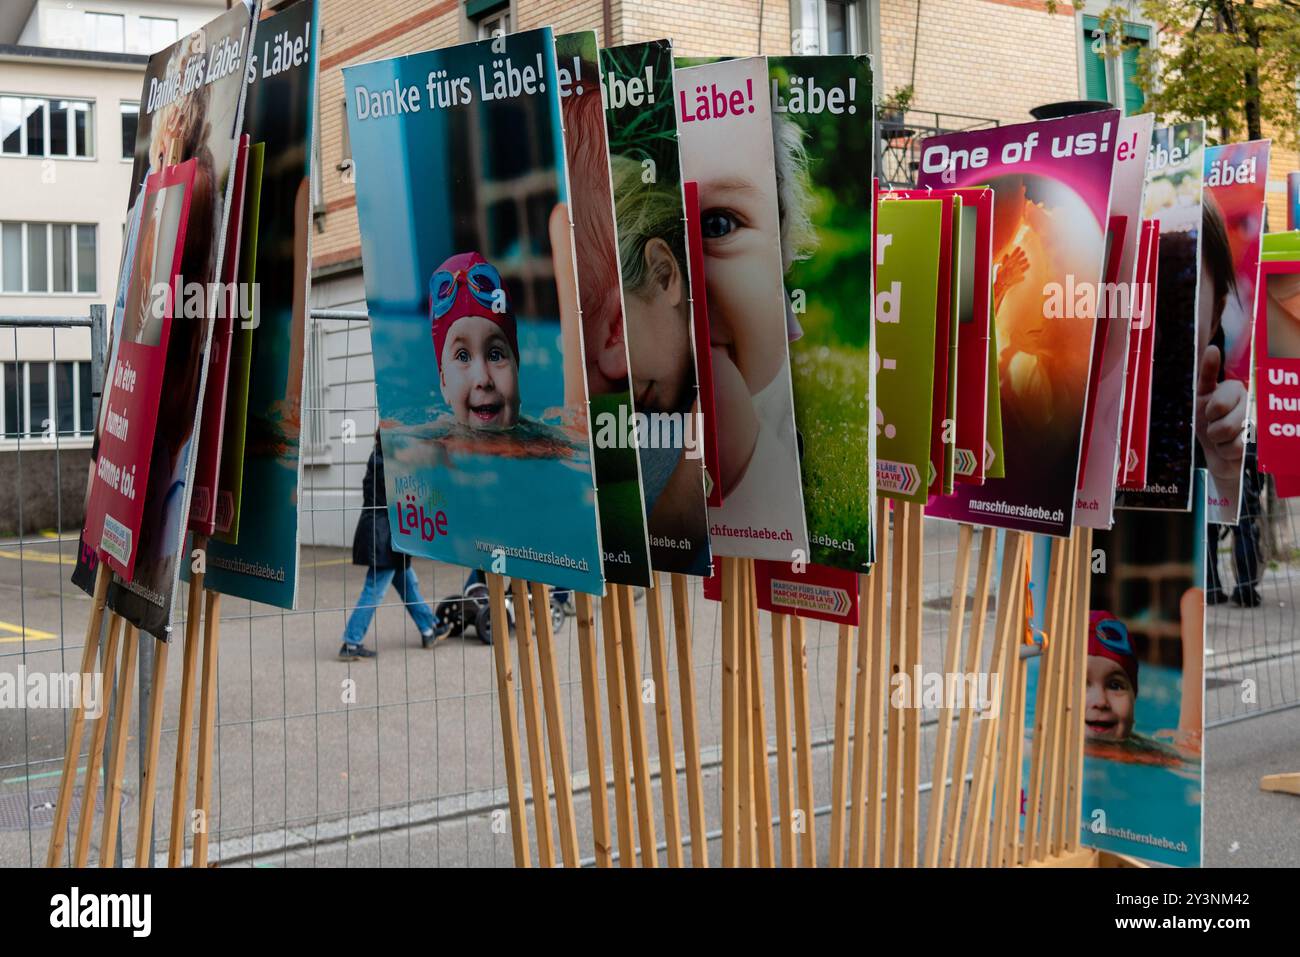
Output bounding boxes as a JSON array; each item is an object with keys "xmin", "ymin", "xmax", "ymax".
[{"xmin": 432, "ymin": 569, "xmax": 568, "ymax": 645}]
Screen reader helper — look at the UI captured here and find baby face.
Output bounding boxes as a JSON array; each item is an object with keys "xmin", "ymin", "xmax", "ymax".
[
  {"xmin": 439, "ymin": 315, "xmax": 520, "ymax": 430},
  {"xmin": 687, "ymin": 111, "xmax": 788, "ymax": 395},
  {"xmin": 1084, "ymin": 655, "xmax": 1136, "ymax": 742}
]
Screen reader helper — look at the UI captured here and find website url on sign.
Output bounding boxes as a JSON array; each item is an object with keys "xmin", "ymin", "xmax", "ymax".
[
  {"xmin": 966, "ymin": 499, "xmax": 1065, "ymax": 523},
  {"xmin": 475, "ymin": 540, "xmax": 589, "ymax": 572}
]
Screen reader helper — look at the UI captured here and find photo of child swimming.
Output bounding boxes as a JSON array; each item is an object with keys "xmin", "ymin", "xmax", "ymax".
[
  {"xmin": 1079, "ymin": 469, "xmax": 1207, "ymax": 866},
  {"xmin": 344, "ymin": 28, "xmax": 605, "ymax": 595}
]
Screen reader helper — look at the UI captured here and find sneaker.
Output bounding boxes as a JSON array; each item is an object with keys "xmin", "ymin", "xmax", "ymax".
[
  {"xmin": 1231, "ymin": 587, "xmax": 1263, "ymax": 608},
  {"xmin": 339, "ymin": 642, "xmax": 377, "ymax": 661},
  {"xmin": 420, "ymin": 622, "xmax": 451, "ymax": 649},
  {"xmin": 1207, "ymin": 588, "xmax": 1228, "ymax": 606}
]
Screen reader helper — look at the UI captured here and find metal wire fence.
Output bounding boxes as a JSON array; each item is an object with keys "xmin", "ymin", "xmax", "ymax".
[{"xmin": 1, "ymin": 307, "xmax": 1296, "ymax": 866}]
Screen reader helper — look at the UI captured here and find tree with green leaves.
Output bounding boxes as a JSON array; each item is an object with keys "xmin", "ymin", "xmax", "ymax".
[{"xmin": 1050, "ymin": 1, "xmax": 1300, "ymax": 145}]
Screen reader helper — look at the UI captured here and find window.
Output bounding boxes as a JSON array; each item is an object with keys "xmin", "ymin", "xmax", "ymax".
[
  {"xmin": 0, "ymin": 361, "xmax": 95, "ymax": 441},
  {"xmin": 136, "ymin": 16, "xmax": 178, "ymax": 54},
  {"xmin": 85, "ymin": 12, "xmax": 126, "ymax": 53},
  {"xmin": 1082, "ymin": 15, "xmax": 1150, "ymax": 115},
  {"xmin": 120, "ymin": 102, "xmax": 138, "ymax": 160},
  {"xmin": 795, "ymin": 0, "xmax": 863, "ymax": 55},
  {"xmin": 470, "ymin": 1, "xmax": 511, "ymax": 41},
  {"xmin": 0, "ymin": 223, "xmax": 97, "ymax": 294},
  {"xmin": 0, "ymin": 95, "xmax": 94, "ymax": 158}
]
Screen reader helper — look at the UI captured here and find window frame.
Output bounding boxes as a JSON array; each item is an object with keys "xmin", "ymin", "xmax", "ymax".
[
  {"xmin": 0, "ymin": 93, "xmax": 96, "ymax": 160},
  {"xmin": 0, "ymin": 222, "xmax": 98, "ymax": 296},
  {"xmin": 0, "ymin": 360, "xmax": 93, "ymax": 443}
]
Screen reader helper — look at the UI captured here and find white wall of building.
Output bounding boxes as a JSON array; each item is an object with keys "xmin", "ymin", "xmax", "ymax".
[
  {"xmin": 305, "ymin": 271, "xmax": 376, "ymax": 548},
  {"xmin": 21, "ymin": 1, "xmax": 223, "ymax": 56}
]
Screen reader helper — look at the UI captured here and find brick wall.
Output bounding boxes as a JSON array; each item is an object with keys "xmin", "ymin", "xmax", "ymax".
[
  {"xmin": 619, "ymin": 0, "xmax": 786, "ymax": 57},
  {"xmin": 879, "ymin": 0, "xmax": 1079, "ymax": 126}
]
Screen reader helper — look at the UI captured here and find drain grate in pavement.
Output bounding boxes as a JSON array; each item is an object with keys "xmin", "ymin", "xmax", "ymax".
[{"xmin": 0, "ymin": 785, "xmax": 113, "ymax": 832}]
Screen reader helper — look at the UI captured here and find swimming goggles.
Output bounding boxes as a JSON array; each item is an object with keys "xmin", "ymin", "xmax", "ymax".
[
  {"xmin": 429, "ymin": 262, "xmax": 505, "ymax": 319},
  {"xmin": 1094, "ymin": 617, "xmax": 1133, "ymax": 656}
]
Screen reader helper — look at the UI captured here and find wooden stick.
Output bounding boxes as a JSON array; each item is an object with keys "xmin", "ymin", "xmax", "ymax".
[
  {"xmin": 746, "ymin": 562, "xmax": 774, "ymax": 869},
  {"xmin": 74, "ymin": 612, "xmax": 123, "ymax": 867},
  {"xmin": 644, "ymin": 573, "xmax": 683, "ymax": 867},
  {"xmin": 941, "ymin": 526, "xmax": 995, "ymax": 867},
  {"xmin": 863, "ymin": 498, "xmax": 891, "ymax": 867},
  {"xmin": 989, "ymin": 622, "xmax": 1022, "ymax": 866},
  {"xmin": 191, "ymin": 590, "xmax": 222, "ymax": 868},
  {"xmin": 134, "ymin": 635, "xmax": 169, "ymax": 867},
  {"xmin": 510, "ymin": 579, "xmax": 555, "ymax": 867},
  {"xmin": 1007, "ymin": 633, "xmax": 1028, "ymax": 867},
  {"xmin": 847, "ymin": 570, "xmax": 873, "ymax": 867},
  {"xmin": 616, "ymin": 584, "xmax": 658, "ymax": 867},
  {"xmin": 487, "ymin": 573, "xmax": 531, "ymax": 867},
  {"xmin": 167, "ymin": 573, "xmax": 204, "ymax": 867},
  {"xmin": 574, "ymin": 592, "xmax": 612, "ymax": 867},
  {"xmin": 736, "ymin": 561, "xmax": 755, "ymax": 867},
  {"xmin": 46, "ymin": 563, "xmax": 111, "ymax": 867},
  {"xmin": 789, "ymin": 615, "xmax": 817, "ymax": 867},
  {"xmin": 98, "ymin": 623, "xmax": 138, "ymax": 866},
  {"xmin": 963, "ymin": 532, "xmax": 1023, "ymax": 867},
  {"xmin": 770, "ymin": 612, "xmax": 794, "ymax": 867},
  {"xmin": 902, "ymin": 501, "xmax": 925, "ymax": 868},
  {"xmin": 1041, "ymin": 532, "xmax": 1077, "ymax": 858},
  {"xmin": 828, "ymin": 619, "xmax": 855, "ymax": 867},
  {"xmin": 670, "ymin": 573, "xmax": 709, "ymax": 867},
  {"xmin": 720, "ymin": 557, "xmax": 740, "ymax": 866},
  {"xmin": 1065, "ymin": 529, "xmax": 1092, "ymax": 853},
  {"xmin": 1023, "ymin": 537, "xmax": 1063, "ymax": 863},
  {"xmin": 924, "ymin": 522, "xmax": 973, "ymax": 867},
  {"xmin": 884, "ymin": 499, "xmax": 910, "ymax": 866},
  {"xmin": 530, "ymin": 580, "xmax": 580, "ymax": 867},
  {"xmin": 599, "ymin": 592, "xmax": 635, "ymax": 866}
]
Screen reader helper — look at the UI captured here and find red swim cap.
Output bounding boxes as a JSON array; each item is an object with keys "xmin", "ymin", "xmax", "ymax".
[
  {"xmin": 1088, "ymin": 609, "xmax": 1139, "ymax": 695},
  {"xmin": 429, "ymin": 252, "xmax": 518, "ymax": 370}
]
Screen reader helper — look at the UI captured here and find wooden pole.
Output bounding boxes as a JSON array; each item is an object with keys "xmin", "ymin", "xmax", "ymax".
[
  {"xmin": 828, "ymin": 618, "xmax": 855, "ymax": 867},
  {"xmin": 902, "ymin": 501, "xmax": 924, "ymax": 868},
  {"xmin": 940, "ymin": 526, "xmax": 995, "ymax": 867},
  {"xmin": 1063, "ymin": 529, "xmax": 1091, "ymax": 853},
  {"xmin": 46, "ymin": 563, "xmax": 111, "ymax": 867},
  {"xmin": 134, "ymin": 635, "xmax": 169, "ymax": 866},
  {"xmin": 510, "ymin": 578, "xmax": 555, "ymax": 867},
  {"xmin": 644, "ymin": 573, "xmax": 684, "ymax": 867},
  {"xmin": 720, "ymin": 557, "xmax": 740, "ymax": 866},
  {"xmin": 74, "ymin": 612, "xmax": 123, "ymax": 867},
  {"xmin": 862, "ymin": 497, "xmax": 891, "ymax": 867},
  {"xmin": 962, "ymin": 532, "xmax": 1023, "ymax": 867},
  {"xmin": 736, "ymin": 561, "xmax": 755, "ymax": 866},
  {"xmin": 191, "ymin": 590, "xmax": 221, "ymax": 867},
  {"xmin": 616, "ymin": 584, "xmax": 658, "ymax": 867},
  {"xmin": 487, "ymin": 573, "xmax": 531, "ymax": 867},
  {"xmin": 924, "ymin": 522, "xmax": 973, "ymax": 867},
  {"xmin": 770, "ymin": 612, "xmax": 794, "ymax": 867},
  {"xmin": 167, "ymin": 573, "xmax": 204, "ymax": 866},
  {"xmin": 1023, "ymin": 537, "xmax": 1063, "ymax": 863},
  {"xmin": 1041, "ymin": 531, "xmax": 1077, "ymax": 858},
  {"xmin": 573, "ymin": 592, "xmax": 612, "ymax": 867},
  {"xmin": 98, "ymin": 623, "xmax": 138, "ymax": 866},
  {"xmin": 530, "ymin": 580, "xmax": 580, "ymax": 867},
  {"xmin": 746, "ymin": 561, "xmax": 775, "ymax": 868},
  {"xmin": 884, "ymin": 499, "xmax": 910, "ymax": 866},
  {"xmin": 789, "ymin": 615, "xmax": 817, "ymax": 867},
  {"xmin": 599, "ymin": 592, "xmax": 635, "ymax": 866},
  {"xmin": 671, "ymin": 574, "xmax": 709, "ymax": 867}
]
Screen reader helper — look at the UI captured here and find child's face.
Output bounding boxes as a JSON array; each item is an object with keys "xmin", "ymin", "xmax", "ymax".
[
  {"xmin": 687, "ymin": 110, "xmax": 788, "ymax": 395},
  {"xmin": 1085, "ymin": 655, "xmax": 1135, "ymax": 742},
  {"xmin": 439, "ymin": 315, "xmax": 520, "ymax": 430},
  {"xmin": 625, "ymin": 238, "xmax": 693, "ymax": 412}
]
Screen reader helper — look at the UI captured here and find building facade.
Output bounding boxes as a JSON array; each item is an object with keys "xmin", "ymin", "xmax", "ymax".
[{"xmin": 0, "ymin": 0, "xmax": 224, "ymax": 534}]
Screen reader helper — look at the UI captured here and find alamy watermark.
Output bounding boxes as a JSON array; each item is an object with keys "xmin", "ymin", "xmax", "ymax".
[{"xmin": 0, "ymin": 668, "xmax": 103, "ymax": 719}]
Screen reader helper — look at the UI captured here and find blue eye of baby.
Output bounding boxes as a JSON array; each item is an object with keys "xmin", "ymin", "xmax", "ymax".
[
  {"xmin": 489, "ymin": 347, "xmax": 504, "ymax": 362},
  {"xmin": 455, "ymin": 348, "xmax": 470, "ymax": 362},
  {"xmin": 701, "ymin": 209, "xmax": 735, "ymax": 239}
]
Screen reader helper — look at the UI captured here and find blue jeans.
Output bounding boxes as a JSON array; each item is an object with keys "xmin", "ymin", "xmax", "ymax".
[{"xmin": 343, "ymin": 565, "xmax": 435, "ymax": 646}]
